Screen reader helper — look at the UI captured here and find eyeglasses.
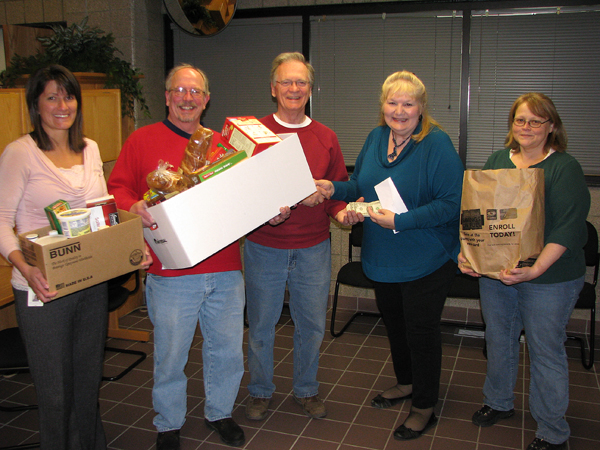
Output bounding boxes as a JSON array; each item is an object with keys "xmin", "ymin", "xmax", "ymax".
[
  {"xmin": 276, "ymin": 80, "xmax": 309, "ymax": 88},
  {"xmin": 169, "ymin": 87, "xmax": 205, "ymax": 98},
  {"xmin": 513, "ymin": 118, "xmax": 551, "ymax": 128}
]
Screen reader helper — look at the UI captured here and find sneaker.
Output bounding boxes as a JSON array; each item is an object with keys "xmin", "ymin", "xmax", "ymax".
[
  {"xmin": 156, "ymin": 430, "xmax": 180, "ymax": 450},
  {"xmin": 472, "ymin": 405, "xmax": 515, "ymax": 427},
  {"xmin": 526, "ymin": 438, "xmax": 567, "ymax": 450},
  {"xmin": 293, "ymin": 394, "xmax": 327, "ymax": 419},
  {"xmin": 245, "ymin": 396, "xmax": 270, "ymax": 421}
]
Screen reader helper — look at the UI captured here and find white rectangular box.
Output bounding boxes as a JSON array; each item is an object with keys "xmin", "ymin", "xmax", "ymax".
[{"xmin": 144, "ymin": 134, "xmax": 315, "ymax": 269}]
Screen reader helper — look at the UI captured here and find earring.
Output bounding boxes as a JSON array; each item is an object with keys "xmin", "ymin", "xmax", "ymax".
[{"xmin": 419, "ymin": 114, "xmax": 423, "ymax": 122}]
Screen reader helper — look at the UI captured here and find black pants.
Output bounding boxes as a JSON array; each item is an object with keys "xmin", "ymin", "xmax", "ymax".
[
  {"xmin": 373, "ymin": 259, "xmax": 457, "ymax": 409},
  {"xmin": 14, "ymin": 283, "xmax": 108, "ymax": 450}
]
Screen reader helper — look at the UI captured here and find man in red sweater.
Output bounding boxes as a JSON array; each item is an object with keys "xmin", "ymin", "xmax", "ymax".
[
  {"xmin": 244, "ymin": 52, "xmax": 349, "ymax": 421},
  {"xmin": 108, "ymin": 64, "xmax": 245, "ymax": 449}
]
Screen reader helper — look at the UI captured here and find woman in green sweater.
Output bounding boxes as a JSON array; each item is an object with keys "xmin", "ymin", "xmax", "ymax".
[{"xmin": 459, "ymin": 93, "xmax": 590, "ymax": 450}]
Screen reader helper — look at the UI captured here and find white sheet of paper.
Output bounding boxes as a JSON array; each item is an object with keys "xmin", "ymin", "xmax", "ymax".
[{"xmin": 374, "ymin": 177, "xmax": 408, "ymax": 234}]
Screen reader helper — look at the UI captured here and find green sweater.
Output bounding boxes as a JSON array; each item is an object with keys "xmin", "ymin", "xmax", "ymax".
[{"xmin": 483, "ymin": 149, "xmax": 590, "ymax": 284}]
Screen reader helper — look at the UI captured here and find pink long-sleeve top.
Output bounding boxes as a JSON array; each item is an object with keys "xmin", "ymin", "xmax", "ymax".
[{"xmin": 0, "ymin": 134, "xmax": 107, "ymax": 289}]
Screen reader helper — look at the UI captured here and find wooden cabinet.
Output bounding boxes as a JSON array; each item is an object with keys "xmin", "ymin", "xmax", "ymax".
[{"xmin": 0, "ymin": 87, "xmax": 122, "ymax": 162}]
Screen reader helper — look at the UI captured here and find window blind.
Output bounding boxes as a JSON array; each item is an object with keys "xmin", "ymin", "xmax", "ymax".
[
  {"xmin": 467, "ymin": 8, "xmax": 600, "ymax": 175},
  {"xmin": 310, "ymin": 12, "xmax": 463, "ymax": 166}
]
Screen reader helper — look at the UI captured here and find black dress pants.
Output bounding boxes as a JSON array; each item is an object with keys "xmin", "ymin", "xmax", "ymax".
[{"xmin": 373, "ymin": 259, "xmax": 457, "ymax": 409}]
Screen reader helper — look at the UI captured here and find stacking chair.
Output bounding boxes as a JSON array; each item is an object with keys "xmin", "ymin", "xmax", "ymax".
[
  {"xmin": 0, "ymin": 327, "xmax": 39, "ymax": 450},
  {"xmin": 330, "ymin": 223, "xmax": 379, "ymax": 337},
  {"xmin": 567, "ymin": 220, "xmax": 599, "ymax": 370},
  {"xmin": 102, "ymin": 271, "xmax": 147, "ymax": 381}
]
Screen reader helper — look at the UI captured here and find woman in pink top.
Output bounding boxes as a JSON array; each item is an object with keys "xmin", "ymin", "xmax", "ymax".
[{"xmin": 0, "ymin": 65, "xmax": 109, "ymax": 449}]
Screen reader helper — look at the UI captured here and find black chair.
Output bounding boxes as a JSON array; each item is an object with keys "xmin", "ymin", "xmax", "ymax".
[
  {"xmin": 330, "ymin": 223, "xmax": 380, "ymax": 337},
  {"xmin": 444, "ymin": 272, "xmax": 485, "ymax": 330},
  {"xmin": 567, "ymin": 220, "xmax": 599, "ymax": 370},
  {"xmin": 102, "ymin": 271, "xmax": 147, "ymax": 381},
  {"xmin": 0, "ymin": 327, "xmax": 40, "ymax": 450}
]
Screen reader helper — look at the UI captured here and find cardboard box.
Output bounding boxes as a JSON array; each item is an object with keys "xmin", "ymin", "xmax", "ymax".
[
  {"xmin": 145, "ymin": 133, "xmax": 315, "ymax": 269},
  {"xmin": 19, "ymin": 210, "xmax": 145, "ymax": 299},
  {"xmin": 221, "ymin": 116, "xmax": 282, "ymax": 157}
]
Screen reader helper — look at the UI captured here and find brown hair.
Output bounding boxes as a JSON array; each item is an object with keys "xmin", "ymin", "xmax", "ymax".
[
  {"xmin": 26, "ymin": 65, "xmax": 85, "ymax": 152},
  {"xmin": 504, "ymin": 92, "xmax": 567, "ymax": 153}
]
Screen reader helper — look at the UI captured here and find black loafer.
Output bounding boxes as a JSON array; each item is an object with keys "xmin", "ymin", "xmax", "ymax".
[
  {"xmin": 371, "ymin": 393, "xmax": 412, "ymax": 409},
  {"xmin": 472, "ymin": 405, "xmax": 515, "ymax": 427},
  {"xmin": 156, "ymin": 430, "xmax": 180, "ymax": 450},
  {"xmin": 393, "ymin": 413, "xmax": 438, "ymax": 441},
  {"xmin": 204, "ymin": 418, "xmax": 245, "ymax": 447},
  {"xmin": 526, "ymin": 437, "xmax": 567, "ymax": 450}
]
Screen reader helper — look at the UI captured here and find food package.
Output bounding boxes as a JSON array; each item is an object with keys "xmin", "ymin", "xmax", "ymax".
[
  {"xmin": 44, "ymin": 199, "xmax": 70, "ymax": 233},
  {"xmin": 460, "ymin": 168, "xmax": 545, "ymax": 279},
  {"xmin": 86, "ymin": 195, "xmax": 120, "ymax": 231},
  {"xmin": 146, "ymin": 160, "xmax": 191, "ymax": 194},
  {"xmin": 180, "ymin": 126, "xmax": 213, "ymax": 175}
]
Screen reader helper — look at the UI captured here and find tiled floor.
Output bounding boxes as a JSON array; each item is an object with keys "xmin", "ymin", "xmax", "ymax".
[{"xmin": 1, "ymin": 306, "xmax": 599, "ymax": 450}]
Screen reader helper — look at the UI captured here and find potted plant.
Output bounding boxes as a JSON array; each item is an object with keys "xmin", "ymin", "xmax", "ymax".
[{"xmin": 0, "ymin": 17, "xmax": 149, "ymax": 119}]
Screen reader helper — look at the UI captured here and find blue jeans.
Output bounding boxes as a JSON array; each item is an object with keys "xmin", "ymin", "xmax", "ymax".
[
  {"xmin": 146, "ymin": 271, "xmax": 245, "ymax": 430},
  {"xmin": 479, "ymin": 276, "xmax": 584, "ymax": 444},
  {"xmin": 244, "ymin": 239, "xmax": 331, "ymax": 398}
]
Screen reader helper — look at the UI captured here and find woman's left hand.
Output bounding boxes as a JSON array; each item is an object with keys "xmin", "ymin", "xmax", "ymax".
[
  {"xmin": 368, "ymin": 207, "xmax": 396, "ymax": 230},
  {"xmin": 499, "ymin": 266, "xmax": 539, "ymax": 285}
]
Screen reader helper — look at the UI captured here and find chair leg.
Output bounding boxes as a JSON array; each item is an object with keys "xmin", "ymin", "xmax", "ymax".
[
  {"xmin": 0, "ymin": 404, "xmax": 39, "ymax": 450},
  {"xmin": 330, "ymin": 282, "xmax": 343, "ymax": 337},
  {"xmin": 102, "ymin": 347, "xmax": 147, "ymax": 382},
  {"xmin": 588, "ymin": 310, "xmax": 595, "ymax": 369},
  {"xmin": 330, "ymin": 282, "xmax": 381, "ymax": 338},
  {"xmin": 0, "ymin": 443, "xmax": 40, "ymax": 450},
  {"xmin": 566, "ymin": 306, "xmax": 595, "ymax": 370}
]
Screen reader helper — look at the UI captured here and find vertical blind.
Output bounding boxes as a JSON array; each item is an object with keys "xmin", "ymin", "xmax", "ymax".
[
  {"xmin": 467, "ymin": 8, "xmax": 600, "ymax": 174},
  {"xmin": 310, "ymin": 12, "xmax": 463, "ymax": 165},
  {"xmin": 172, "ymin": 17, "xmax": 302, "ymax": 132}
]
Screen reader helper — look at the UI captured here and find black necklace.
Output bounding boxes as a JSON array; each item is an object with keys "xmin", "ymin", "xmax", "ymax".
[{"xmin": 388, "ymin": 133, "xmax": 411, "ymax": 161}]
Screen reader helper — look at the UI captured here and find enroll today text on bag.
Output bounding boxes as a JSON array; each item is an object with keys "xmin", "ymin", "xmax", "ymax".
[{"xmin": 460, "ymin": 168, "xmax": 545, "ymax": 279}]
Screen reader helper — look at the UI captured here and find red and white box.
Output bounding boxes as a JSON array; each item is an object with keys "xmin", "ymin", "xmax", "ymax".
[
  {"xmin": 221, "ymin": 116, "xmax": 282, "ymax": 157},
  {"xmin": 86, "ymin": 195, "xmax": 119, "ymax": 231}
]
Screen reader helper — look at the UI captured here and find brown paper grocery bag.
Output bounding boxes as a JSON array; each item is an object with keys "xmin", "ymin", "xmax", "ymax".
[{"xmin": 460, "ymin": 168, "xmax": 545, "ymax": 279}]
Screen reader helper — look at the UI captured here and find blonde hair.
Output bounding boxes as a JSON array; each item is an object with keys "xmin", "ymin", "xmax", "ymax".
[{"xmin": 378, "ymin": 71, "xmax": 440, "ymax": 142}]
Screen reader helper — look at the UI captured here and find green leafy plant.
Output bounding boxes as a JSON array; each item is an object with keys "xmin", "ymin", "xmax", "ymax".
[{"xmin": 0, "ymin": 17, "xmax": 149, "ymax": 118}]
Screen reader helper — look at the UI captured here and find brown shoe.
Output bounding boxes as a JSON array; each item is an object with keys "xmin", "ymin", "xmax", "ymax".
[
  {"xmin": 245, "ymin": 396, "xmax": 270, "ymax": 421},
  {"xmin": 293, "ymin": 394, "xmax": 327, "ymax": 419}
]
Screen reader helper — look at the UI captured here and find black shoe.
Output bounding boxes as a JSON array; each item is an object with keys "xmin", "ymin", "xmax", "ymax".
[
  {"xmin": 204, "ymin": 418, "xmax": 245, "ymax": 447},
  {"xmin": 393, "ymin": 413, "xmax": 438, "ymax": 441},
  {"xmin": 371, "ymin": 393, "xmax": 412, "ymax": 409},
  {"xmin": 472, "ymin": 405, "xmax": 515, "ymax": 427},
  {"xmin": 156, "ymin": 430, "xmax": 180, "ymax": 450},
  {"xmin": 527, "ymin": 438, "xmax": 567, "ymax": 450}
]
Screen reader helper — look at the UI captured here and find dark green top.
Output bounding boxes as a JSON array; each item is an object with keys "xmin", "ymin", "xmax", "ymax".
[{"xmin": 483, "ymin": 149, "xmax": 590, "ymax": 284}]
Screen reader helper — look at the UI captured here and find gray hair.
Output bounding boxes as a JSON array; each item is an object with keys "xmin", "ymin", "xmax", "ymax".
[
  {"xmin": 270, "ymin": 52, "xmax": 315, "ymax": 87},
  {"xmin": 165, "ymin": 63, "xmax": 210, "ymax": 95}
]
